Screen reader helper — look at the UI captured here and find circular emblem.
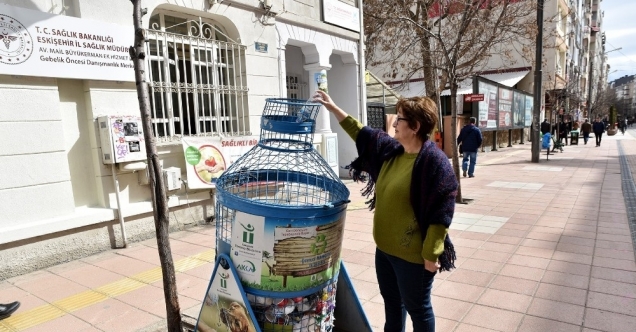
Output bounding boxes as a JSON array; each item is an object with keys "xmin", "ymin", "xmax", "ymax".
[{"xmin": 0, "ymin": 14, "xmax": 33, "ymax": 65}]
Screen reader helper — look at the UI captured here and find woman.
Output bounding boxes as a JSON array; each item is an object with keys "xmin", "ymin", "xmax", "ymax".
[{"xmin": 313, "ymin": 91, "xmax": 457, "ymax": 331}]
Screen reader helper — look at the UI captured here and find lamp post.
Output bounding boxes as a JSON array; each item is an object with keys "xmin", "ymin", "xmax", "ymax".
[{"xmin": 531, "ymin": 0, "xmax": 545, "ymax": 163}]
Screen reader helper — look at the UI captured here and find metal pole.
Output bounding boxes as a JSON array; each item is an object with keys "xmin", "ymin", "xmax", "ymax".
[
  {"xmin": 358, "ymin": 0, "xmax": 367, "ymax": 125},
  {"xmin": 111, "ymin": 164, "xmax": 128, "ymax": 248},
  {"xmin": 531, "ymin": 0, "xmax": 545, "ymax": 163},
  {"xmin": 587, "ymin": 29, "xmax": 596, "ymax": 120}
]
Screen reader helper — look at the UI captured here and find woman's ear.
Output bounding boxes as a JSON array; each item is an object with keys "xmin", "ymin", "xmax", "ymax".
[{"xmin": 413, "ymin": 121, "xmax": 421, "ymax": 135}]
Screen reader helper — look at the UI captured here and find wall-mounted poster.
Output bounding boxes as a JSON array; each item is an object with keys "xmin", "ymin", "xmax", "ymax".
[
  {"xmin": 182, "ymin": 136, "xmax": 258, "ymax": 189},
  {"xmin": 478, "ymin": 81, "xmax": 498, "ymax": 129},
  {"xmin": 498, "ymin": 87, "xmax": 513, "ymax": 128},
  {"xmin": 513, "ymin": 91, "xmax": 525, "ymax": 128},
  {"xmin": 525, "ymin": 96, "xmax": 533, "ymax": 127}
]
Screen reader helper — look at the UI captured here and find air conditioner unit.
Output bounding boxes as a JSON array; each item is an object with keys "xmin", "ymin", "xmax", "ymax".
[{"xmin": 163, "ymin": 167, "xmax": 182, "ymax": 191}]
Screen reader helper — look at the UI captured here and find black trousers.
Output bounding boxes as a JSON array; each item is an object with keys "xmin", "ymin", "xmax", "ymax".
[{"xmin": 595, "ymin": 132, "xmax": 603, "ymax": 146}]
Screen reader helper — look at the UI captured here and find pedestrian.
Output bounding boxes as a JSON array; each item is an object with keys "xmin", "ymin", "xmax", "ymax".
[
  {"xmin": 0, "ymin": 301, "xmax": 20, "ymax": 320},
  {"xmin": 593, "ymin": 117, "xmax": 605, "ymax": 147},
  {"xmin": 457, "ymin": 117, "xmax": 483, "ymax": 178},
  {"xmin": 557, "ymin": 120, "xmax": 567, "ymax": 145},
  {"xmin": 565, "ymin": 120, "xmax": 572, "ymax": 145},
  {"xmin": 581, "ymin": 118, "xmax": 592, "ymax": 145},
  {"xmin": 621, "ymin": 118, "xmax": 627, "ymax": 135},
  {"xmin": 313, "ymin": 90, "xmax": 458, "ymax": 332},
  {"xmin": 540, "ymin": 118, "xmax": 550, "ymax": 135}
]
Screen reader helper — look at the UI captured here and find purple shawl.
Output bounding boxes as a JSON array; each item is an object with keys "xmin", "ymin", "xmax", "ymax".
[{"xmin": 346, "ymin": 127, "xmax": 458, "ymax": 272}]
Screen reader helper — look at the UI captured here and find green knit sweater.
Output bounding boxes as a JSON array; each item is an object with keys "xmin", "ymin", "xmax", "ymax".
[{"xmin": 340, "ymin": 116, "xmax": 447, "ymax": 264}]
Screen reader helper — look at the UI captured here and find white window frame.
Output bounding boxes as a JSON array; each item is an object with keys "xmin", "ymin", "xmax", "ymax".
[{"xmin": 146, "ymin": 11, "xmax": 249, "ymax": 142}]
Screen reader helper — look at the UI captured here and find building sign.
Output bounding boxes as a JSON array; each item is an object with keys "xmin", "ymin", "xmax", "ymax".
[
  {"xmin": 322, "ymin": 0, "xmax": 360, "ymax": 32},
  {"xmin": 464, "ymin": 94, "xmax": 484, "ymax": 102},
  {"xmin": 182, "ymin": 136, "xmax": 258, "ymax": 189},
  {"xmin": 255, "ymin": 42, "xmax": 268, "ymax": 53},
  {"xmin": 0, "ymin": 4, "xmax": 134, "ymax": 81}
]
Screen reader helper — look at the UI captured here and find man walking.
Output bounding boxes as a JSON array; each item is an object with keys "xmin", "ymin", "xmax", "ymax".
[
  {"xmin": 581, "ymin": 118, "xmax": 592, "ymax": 145},
  {"xmin": 593, "ymin": 117, "xmax": 605, "ymax": 147},
  {"xmin": 457, "ymin": 117, "xmax": 483, "ymax": 178},
  {"xmin": 541, "ymin": 118, "xmax": 550, "ymax": 135}
]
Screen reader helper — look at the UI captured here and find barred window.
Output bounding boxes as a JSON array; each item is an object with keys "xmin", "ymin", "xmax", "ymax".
[{"xmin": 146, "ymin": 12, "xmax": 249, "ymax": 141}]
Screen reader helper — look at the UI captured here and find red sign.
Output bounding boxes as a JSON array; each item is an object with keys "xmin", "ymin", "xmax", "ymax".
[{"xmin": 464, "ymin": 94, "xmax": 485, "ymax": 102}]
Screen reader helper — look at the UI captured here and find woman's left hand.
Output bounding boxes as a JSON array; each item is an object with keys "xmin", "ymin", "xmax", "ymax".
[{"xmin": 424, "ymin": 259, "xmax": 440, "ymax": 273}]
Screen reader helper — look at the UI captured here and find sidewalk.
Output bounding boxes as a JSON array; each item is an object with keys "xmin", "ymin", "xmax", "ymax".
[{"xmin": 2, "ymin": 129, "xmax": 636, "ymax": 332}]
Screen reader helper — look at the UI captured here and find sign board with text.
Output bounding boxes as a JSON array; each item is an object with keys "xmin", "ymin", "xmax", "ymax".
[
  {"xmin": 464, "ymin": 94, "xmax": 484, "ymax": 102},
  {"xmin": 0, "ymin": 4, "xmax": 134, "ymax": 81},
  {"xmin": 322, "ymin": 0, "xmax": 360, "ymax": 32}
]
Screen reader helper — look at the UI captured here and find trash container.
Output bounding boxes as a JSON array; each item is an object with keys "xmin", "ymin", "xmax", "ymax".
[
  {"xmin": 214, "ymin": 98, "xmax": 350, "ymax": 331},
  {"xmin": 570, "ymin": 130, "xmax": 579, "ymax": 145}
]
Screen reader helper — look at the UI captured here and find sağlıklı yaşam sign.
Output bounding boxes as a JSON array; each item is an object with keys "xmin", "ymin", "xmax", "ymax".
[{"xmin": 0, "ymin": 4, "xmax": 134, "ymax": 81}]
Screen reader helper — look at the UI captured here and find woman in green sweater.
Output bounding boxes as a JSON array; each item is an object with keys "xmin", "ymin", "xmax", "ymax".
[{"xmin": 313, "ymin": 91, "xmax": 458, "ymax": 332}]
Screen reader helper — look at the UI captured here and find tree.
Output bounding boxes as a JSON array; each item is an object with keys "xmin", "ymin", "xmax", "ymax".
[
  {"xmin": 589, "ymin": 85, "xmax": 617, "ymax": 121},
  {"xmin": 365, "ymin": 0, "xmax": 536, "ymax": 202},
  {"xmin": 129, "ymin": 1, "xmax": 182, "ymax": 330}
]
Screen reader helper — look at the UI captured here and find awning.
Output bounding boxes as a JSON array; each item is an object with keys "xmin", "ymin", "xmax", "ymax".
[{"xmin": 440, "ymin": 69, "xmax": 531, "ymax": 96}]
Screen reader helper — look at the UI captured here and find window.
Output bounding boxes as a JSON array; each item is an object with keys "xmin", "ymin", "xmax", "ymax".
[
  {"xmin": 286, "ymin": 75, "xmax": 306, "ymax": 99},
  {"xmin": 146, "ymin": 12, "xmax": 249, "ymax": 141}
]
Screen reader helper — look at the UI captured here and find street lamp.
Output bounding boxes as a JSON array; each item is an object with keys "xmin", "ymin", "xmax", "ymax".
[{"xmin": 531, "ymin": 0, "xmax": 545, "ymax": 163}]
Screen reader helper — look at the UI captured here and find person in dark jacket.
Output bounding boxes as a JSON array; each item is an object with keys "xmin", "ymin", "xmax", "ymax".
[
  {"xmin": 593, "ymin": 117, "xmax": 605, "ymax": 147},
  {"xmin": 457, "ymin": 117, "xmax": 483, "ymax": 178},
  {"xmin": 313, "ymin": 90, "xmax": 458, "ymax": 332},
  {"xmin": 540, "ymin": 119, "xmax": 551, "ymax": 135},
  {"xmin": 581, "ymin": 119, "xmax": 592, "ymax": 145}
]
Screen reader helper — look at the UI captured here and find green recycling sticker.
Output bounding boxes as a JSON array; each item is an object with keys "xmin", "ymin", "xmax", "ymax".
[{"xmin": 185, "ymin": 146, "xmax": 201, "ymax": 165}]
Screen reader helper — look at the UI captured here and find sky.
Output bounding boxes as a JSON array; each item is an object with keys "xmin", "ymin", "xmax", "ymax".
[{"xmin": 602, "ymin": 0, "xmax": 636, "ymax": 82}]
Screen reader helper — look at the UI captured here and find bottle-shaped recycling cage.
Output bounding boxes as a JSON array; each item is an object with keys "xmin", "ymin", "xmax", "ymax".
[{"xmin": 214, "ymin": 98, "xmax": 350, "ymax": 330}]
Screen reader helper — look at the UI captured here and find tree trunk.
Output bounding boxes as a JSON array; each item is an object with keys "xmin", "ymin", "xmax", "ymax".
[
  {"xmin": 450, "ymin": 81, "xmax": 463, "ymax": 203},
  {"xmin": 421, "ymin": 35, "xmax": 437, "ymax": 99},
  {"xmin": 129, "ymin": 1, "xmax": 182, "ymax": 331}
]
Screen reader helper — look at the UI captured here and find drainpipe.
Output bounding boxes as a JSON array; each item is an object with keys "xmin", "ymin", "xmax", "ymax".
[
  {"xmin": 358, "ymin": 0, "xmax": 367, "ymax": 124},
  {"xmin": 111, "ymin": 164, "xmax": 128, "ymax": 248}
]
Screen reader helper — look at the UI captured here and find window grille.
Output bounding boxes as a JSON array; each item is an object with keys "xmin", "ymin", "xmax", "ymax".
[
  {"xmin": 146, "ymin": 12, "xmax": 249, "ymax": 142},
  {"xmin": 285, "ymin": 75, "xmax": 307, "ymax": 100}
]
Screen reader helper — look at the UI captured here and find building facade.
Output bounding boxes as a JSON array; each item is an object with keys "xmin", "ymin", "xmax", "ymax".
[{"xmin": 0, "ymin": 0, "xmax": 365, "ymax": 279}]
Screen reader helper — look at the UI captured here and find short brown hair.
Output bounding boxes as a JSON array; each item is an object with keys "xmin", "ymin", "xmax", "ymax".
[{"xmin": 396, "ymin": 96, "xmax": 439, "ymax": 142}]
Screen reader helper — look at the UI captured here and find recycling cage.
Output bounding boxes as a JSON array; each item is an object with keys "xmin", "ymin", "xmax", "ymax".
[{"xmin": 215, "ymin": 98, "xmax": 350, "ymax": 331}]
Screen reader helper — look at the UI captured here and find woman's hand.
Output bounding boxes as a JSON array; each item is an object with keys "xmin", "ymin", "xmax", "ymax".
[
  {"xmin": 312, "ymin": 90, "xmax": 348, "ymax": 122},
  {"xmin": 424, "ymin": 259, "xmax": 440, "ymax": 273}
]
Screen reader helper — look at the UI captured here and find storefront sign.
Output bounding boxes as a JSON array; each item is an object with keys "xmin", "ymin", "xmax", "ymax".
[
  {"xmin": 464, "ymin": 94, "xmax": 484, "ymax": 102},
  {"xmin": 230, "ymin": 211, "xmax": 345, "ymax": 294},
  {"xmin": 322, "ymin": 0, "xmax": 360, "ymax": 32},
  {"xmin": 0, "ymin": 4, "xmax": 134, "ymax": 81},
  {"xmin": 182, "ymin": 136, "xmax": 258, "ymax": 189}
]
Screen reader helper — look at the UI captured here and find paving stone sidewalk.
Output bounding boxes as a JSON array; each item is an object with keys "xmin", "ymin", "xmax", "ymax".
[{"xmin": 1, "ymin": 129, "xmax": 636, "ymax": 332}]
